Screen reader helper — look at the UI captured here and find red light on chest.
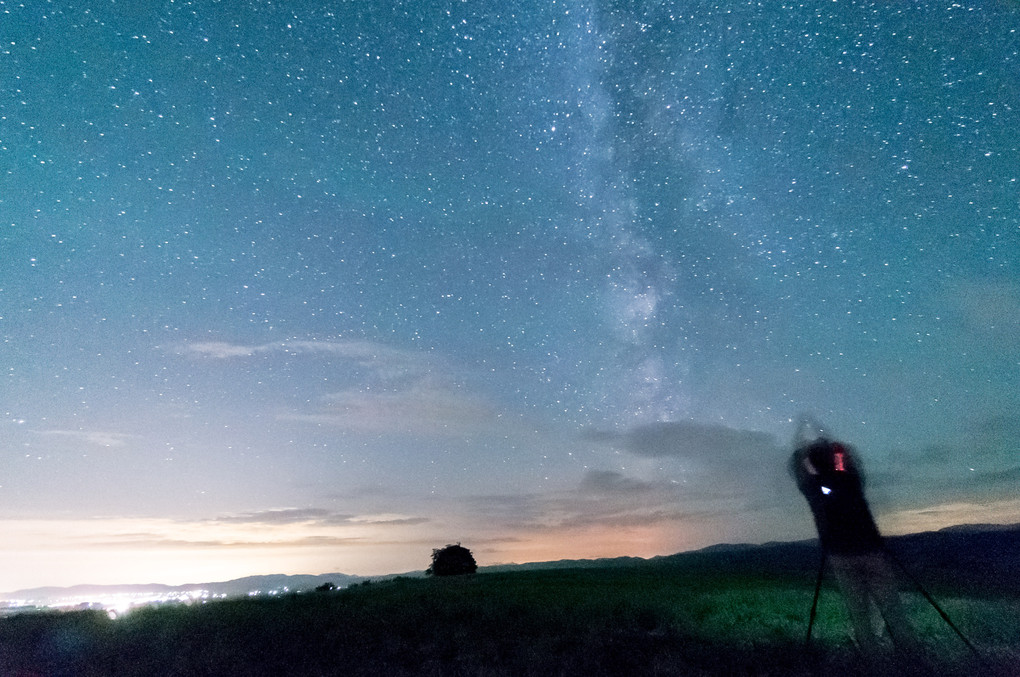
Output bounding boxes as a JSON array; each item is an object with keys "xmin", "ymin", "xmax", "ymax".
[{"xmin": 833, "ymin": 450, "xmax": 846, "ymax": 472}]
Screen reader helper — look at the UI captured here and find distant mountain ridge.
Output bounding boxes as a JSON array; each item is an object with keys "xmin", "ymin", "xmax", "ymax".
[
  {"xmin": 1, "ymin": 572, "xmax": 418, "ymax": 608},
  {"xmin": 483, "ymin": 522, "xmax": 1020, "ymax": 594},
  {"xmin": 5, "ymin": 522, "xmax": 1017, "ymax": 607}
]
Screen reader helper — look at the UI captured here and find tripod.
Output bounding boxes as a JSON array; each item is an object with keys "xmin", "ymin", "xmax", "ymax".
[
  {"xmin": 883, "ymin": 547, "xmax": 986, "ymax": 662},
  {"xmin": 805, "ymin": 550, "xmax": 826, "ymax": 646},
  {"xmin": 804, "ymin": 547, "xmax": 987, "ymax": 666}
]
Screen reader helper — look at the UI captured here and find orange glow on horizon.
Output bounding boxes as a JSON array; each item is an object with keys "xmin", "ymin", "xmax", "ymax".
[
  {"xmin": 474, "ymin": 521, "xmax": 715, "ymax": 568},
  {"xmin": 0, "ymin": 498, "xmax": 1017, "ymax": 592},
  {"xmin": 880, "ymin": 499, "xmax": 1020, "ymax": 537}
]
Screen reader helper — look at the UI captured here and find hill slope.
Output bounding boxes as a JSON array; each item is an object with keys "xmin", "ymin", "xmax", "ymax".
[{"xmin": 0, "ymin": 524, "xmax": 1017, "ymax": 676}]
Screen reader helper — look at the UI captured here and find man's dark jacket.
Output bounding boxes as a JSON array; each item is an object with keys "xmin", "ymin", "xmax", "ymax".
[{"xmin": 791, "ymin": 439, "xmax": 883, "ymax": 555}]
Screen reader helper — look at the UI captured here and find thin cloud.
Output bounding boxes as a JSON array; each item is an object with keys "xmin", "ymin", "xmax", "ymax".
[
  {"xmin": 872, "ymin": 413, "xmax": 1020, "ymax": 505},
  {"xmin": 177, "ymin": 339, "xmax": 428, "ymax": 377},
  {"xmin": 287, "ymin": 339, "xmax": 422, "ymax": 364},
  {"xmin": 579, "ymin": 470, "xmax": 658, "ymax": 494},
  {"xmin": 962, "ymin": 412, "xmax": 1020, "ymax": 456},
  {"xmin": 180, "ymin": 341, "xmax": 267, "ymax": 358},
  {"xmin": 556, "ymin": 508, "xmax": 692, "ymax": 530},
  {"xmin": 282, "ymin": 381, "xmax": 498, "ymax": 436},
  {"xmin": 209, "ymin": 508, "xmax": 429, "ymax": 527},
  {"xmin": 462, "ymin": 493, "xmax": 545, "ymax": 525},
  {"xmin": 881, "ymin": 499, "xmax": 1020, "ymax": 536},
  {"xmin": 465, "ymin": 471, "xmax": 705, "ymax": 534},
  {"xmin": 0, "ymin": 512, "xmax": 434, "ymax": 555},
  {"xmin": 210, "ymin": 508, "xmax": 354, "ymax": 526},
  {"xmin": 35, "ymin": 429, "xmax": 137, "ymax": 448},
  {"xmin": 448, "ymin": 423, "xmax": 798, "ymax": 552},
  {"xmin": 345, "ymin": 513, "xmax": 430, "ymax": 525},
  {"xmin": 94, "ymin": 533, "xmax": 370, "ymax": 549},
  {"xmin": 178, "ymin": 337, "xmax": 444, "ymax": 395},
  {"xmin": 889, "ymin": 461, "xmax": 1020, "ymax": 504},
  {"xmin": 452, "ymin": 476, "xmax": 753, "ymax": 567},
  {"xmin": 584, "ymin": 421, "xmax": 790, "ymax": 504},
  {"xmin": 589, "ymin": 421, "xmax": 779, "ymax": 460},
  {"xmin": 176, "ymin": 337, "xmax": 498, "ymax": 436},
  {"xmin": 973, "ymin": 466, "xmax": 1020, "ymax": 486}
]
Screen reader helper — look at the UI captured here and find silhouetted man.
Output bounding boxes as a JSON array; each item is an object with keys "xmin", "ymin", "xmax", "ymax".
[{"xmin": 791, "ymin": 416, "xmax": 918, "ymax": 655}]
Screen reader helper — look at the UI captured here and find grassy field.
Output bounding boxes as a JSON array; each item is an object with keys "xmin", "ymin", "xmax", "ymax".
[{"xmin": 0, "ymin": 561, "xmax": 1016, "ymax": 676}]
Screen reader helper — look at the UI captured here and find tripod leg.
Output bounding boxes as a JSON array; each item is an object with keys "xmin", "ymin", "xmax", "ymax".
[
  {"xmin": 806, "ymin": 550, "xmax": 827, "ymax": 646},
  {"xmin": 884, "ymin": 548, "xmax": 987, "ymax": 665}
]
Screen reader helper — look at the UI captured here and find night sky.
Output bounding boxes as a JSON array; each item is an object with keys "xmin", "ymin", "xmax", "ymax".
[{"xmin": 1, "ymin": 0, "xmax": 1018, "ymax": 591}]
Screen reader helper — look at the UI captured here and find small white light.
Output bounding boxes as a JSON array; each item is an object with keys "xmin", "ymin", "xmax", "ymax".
[{"xmin": 821, "ymin": 486, "xmax": 832, "ymax": 495}]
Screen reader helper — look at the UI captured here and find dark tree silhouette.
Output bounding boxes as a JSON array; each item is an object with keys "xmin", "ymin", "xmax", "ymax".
[{"xmin": 426, "ymin": 543, "xmax": 478, "ymax": 576}]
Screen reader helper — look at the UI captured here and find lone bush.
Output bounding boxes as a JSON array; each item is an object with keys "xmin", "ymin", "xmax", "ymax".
[{"xmin": 427, "ymin": 543, "xmax": 478, "ymax": 576}]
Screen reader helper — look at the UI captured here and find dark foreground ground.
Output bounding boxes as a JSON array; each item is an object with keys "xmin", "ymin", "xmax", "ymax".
[{"xmin": 1, "ymin": 533, "xmax": 1018, "ymax": 676}]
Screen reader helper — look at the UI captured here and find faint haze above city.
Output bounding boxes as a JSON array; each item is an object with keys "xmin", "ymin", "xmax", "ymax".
[{"xmin": 1, "ymin": 0, "xmax": 1018, "ymax": 591}]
